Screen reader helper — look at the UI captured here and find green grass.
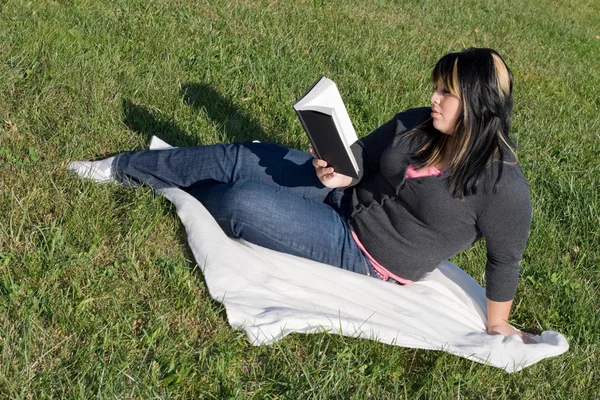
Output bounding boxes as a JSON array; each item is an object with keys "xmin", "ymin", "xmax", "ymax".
[{"xmin": 1, "ymin": 0, "xmax": 599, "ymax": 397}]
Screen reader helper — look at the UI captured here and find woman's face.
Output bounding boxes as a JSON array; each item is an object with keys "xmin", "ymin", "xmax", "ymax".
[{"xmin": 430, "ymin": 85, "xmax": 463, "ymax": 135}]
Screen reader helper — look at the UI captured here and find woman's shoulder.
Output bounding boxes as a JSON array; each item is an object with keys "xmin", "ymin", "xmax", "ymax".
[
  {"xmin": 393, "ymin": 107, "xmax": 431, "ymax": 133},
  {"xmin": 483, "ymin": 161, "xmax": 530, "ymax": 201},
  {"xmin": 387, "ymin": 107, "xmax": 433, "ymax": 151},
  {"xmin": 475, "ymin": 163, "xmax": 531, "ymax": 228}
]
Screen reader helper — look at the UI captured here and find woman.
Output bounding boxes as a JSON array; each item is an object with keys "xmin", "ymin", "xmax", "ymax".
[{"xmin": 70, "ymin": 48, "xmax": 535, "ymax": 343}]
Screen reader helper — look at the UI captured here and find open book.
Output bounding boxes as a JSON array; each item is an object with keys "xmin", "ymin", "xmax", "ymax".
[{"xmin": 293, "ymin": 76, "xmax": 359, "ymax": 179}]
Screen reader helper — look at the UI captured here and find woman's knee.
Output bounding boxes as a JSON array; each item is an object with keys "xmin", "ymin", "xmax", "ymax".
[{"xmin": 193, "ymin": 182, "xmax": 275, "ymax": 237}]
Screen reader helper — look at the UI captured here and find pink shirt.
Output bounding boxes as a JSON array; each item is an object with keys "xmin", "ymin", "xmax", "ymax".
[{"xmin": 351, "ymin": 164, "xmax": 442, "ymax": 284}]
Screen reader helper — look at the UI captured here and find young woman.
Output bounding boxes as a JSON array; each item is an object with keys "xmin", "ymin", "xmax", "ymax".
[{"xmin": 70, "ymin": 48, "xmax": 535, "ymax": 343}]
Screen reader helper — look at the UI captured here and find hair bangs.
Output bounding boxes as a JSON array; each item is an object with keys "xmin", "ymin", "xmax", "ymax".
[{"xmin": 432, "ymin": 54, "xmax": 461, "ymax": 98}]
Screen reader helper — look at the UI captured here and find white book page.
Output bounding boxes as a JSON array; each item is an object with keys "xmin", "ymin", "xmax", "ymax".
[
  {"xmin": 294, "ymin": 78, "xmax": 358, "ymax": 145},
  {"xmin": 293, "ymin": 77, "xmax": 330, "ymax": 110}
]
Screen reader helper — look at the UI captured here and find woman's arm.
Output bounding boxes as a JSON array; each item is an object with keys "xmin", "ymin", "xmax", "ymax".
[
  {"xmin": 487, "ymin": 299, "xmax": 536, "ymax": 344},
  {"xmin": 349, "ymin": 107, "xmax": 432, "ymax": 184},
  {"xmin": 476, "ymin": 169, "xmax": 532, "ymax": 301},
  {"xmin": 476, "ymin": 168, "xmax": 534, "ymax": 342}
]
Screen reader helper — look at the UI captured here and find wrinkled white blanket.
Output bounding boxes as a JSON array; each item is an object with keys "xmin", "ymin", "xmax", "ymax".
[{"xmin": 152, "ymin": 137, "xmax": 568, "ymax": 373}]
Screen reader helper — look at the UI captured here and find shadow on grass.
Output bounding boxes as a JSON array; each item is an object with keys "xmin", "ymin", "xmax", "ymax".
[
  {"xmin": 121, "ymin": 82, "xmax": 269, "ymax": 147},
  {"xmin": 179, "ymin": 82, "xmax": 269, "ymax": 143},
  {"xmin": 122, "ymin": 99, "xmax": 198, "ymax": 147}
]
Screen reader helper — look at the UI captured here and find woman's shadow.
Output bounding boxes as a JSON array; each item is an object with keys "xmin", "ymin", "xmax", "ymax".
[{"xmin": 122, "ymin": 82, "xmax": 269, "ymax": 146}]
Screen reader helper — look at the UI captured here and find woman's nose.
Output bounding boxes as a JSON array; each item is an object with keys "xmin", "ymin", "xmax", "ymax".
[{"xmin": 431, "ymin": 91, "xmax": 440, "ymax": 105}]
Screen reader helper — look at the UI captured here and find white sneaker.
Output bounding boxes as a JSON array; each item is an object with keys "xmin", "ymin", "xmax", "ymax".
[{"xmin": 68, "ymin": 156, "xmax": 115, "ymax": 183}]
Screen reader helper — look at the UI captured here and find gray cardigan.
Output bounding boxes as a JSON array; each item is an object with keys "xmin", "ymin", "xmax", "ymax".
[{"xmin": 348, "ymin": 107, "xmax": 531, "ymax": 302}]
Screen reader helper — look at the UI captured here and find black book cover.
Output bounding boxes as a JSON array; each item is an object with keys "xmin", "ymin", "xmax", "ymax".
[{"xmin": 295, "ymin": 109, "xmax": 359, "ymax": 179}]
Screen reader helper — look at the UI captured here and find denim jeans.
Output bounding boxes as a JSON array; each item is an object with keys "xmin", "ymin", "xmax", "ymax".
[{"xmin": 112, "ymin": 142, "xmax": 376, "ymax": 277}]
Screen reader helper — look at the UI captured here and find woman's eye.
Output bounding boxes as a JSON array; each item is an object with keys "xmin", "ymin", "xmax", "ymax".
[{"xmin": 433, "ymin": 85, "xmax": 450, "ymax": 94}]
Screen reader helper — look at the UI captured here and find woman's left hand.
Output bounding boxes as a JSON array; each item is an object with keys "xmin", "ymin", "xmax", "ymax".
[{"xmin": 487, "ymin": 323, "xmax": 537, "ymax": 344}]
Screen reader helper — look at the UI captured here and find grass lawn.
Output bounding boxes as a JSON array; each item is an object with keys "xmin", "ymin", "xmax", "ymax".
[{"xmin": 1, "ymin": 0, "xmax": 599, "ymax": 398}]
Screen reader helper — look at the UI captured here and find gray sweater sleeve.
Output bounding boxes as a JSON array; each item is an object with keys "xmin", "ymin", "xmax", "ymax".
[{"xmin": 477, "ymin": 171, "xmax": 532, "ymax": 302}]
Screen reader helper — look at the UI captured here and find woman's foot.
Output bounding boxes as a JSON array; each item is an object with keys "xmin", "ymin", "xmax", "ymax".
[{"xmin": 68, "ymin": 156, "xmax": 115, "ymax": 182}]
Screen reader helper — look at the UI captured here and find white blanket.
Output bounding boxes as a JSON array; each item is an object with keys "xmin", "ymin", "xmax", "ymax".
[{"xmin": 151, "ymin": 137, "xmax": 568, "ymax": 373}]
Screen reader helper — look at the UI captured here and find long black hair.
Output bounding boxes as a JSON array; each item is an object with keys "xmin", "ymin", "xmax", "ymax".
[{"xmin": 410, "ymin": 48, "xmax": 516, "ymax": 198}]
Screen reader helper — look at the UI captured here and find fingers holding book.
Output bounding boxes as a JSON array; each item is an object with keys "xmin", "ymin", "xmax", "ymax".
[{"xmin": 310, "ymin": 147, "xmax": 353, "ymax": 189}]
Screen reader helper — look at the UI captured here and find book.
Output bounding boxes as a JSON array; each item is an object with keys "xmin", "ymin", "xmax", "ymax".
[{"xmin": 293, "ymin": 76, "xmax": 359, "ymax": 179}]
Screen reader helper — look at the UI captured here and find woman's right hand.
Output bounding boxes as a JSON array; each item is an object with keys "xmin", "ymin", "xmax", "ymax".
[
  {"xmin": 310, "ymin": 148, "xmax": 353, "ymax": 189},
  {"xmin": 487, "ymin": 323, "xmax": 537, "ymax": 344}
]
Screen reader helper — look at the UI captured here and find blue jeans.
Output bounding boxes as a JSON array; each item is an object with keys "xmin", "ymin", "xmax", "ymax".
[{"xmin": 113, "ymin": 142, "xmax": 376, "ymax": 277}]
